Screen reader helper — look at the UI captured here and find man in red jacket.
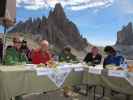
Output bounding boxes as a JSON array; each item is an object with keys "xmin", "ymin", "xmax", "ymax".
[{"xmin": 32, "ymin": 40, "xmax": 52, "ymax": 64}]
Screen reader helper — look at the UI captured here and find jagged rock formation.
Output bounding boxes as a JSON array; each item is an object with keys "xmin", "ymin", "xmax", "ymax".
[
  {"xmin": 115, "ymin": 22, "xmax": 133, "ymax": 59},
  {"xmin": 10, "ymin": 3, "xmax": 89, "ymax": 51},
  {"xmin": 116, "ymin": 22, "xmax": 133, "ymax": 45}
]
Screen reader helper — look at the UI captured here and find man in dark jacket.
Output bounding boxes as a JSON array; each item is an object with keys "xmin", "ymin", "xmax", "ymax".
[{"xmin": 84, "ymin": 47, "xmax": 102, "ymax": 66}]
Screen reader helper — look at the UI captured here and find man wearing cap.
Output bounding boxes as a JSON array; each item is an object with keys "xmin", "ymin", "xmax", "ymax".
[{"xmin": 3, "ymin": 36, "xmax": 28, "ymax": 65}]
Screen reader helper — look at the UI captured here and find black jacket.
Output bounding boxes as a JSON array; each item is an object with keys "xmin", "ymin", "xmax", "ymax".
[{"xmin": 84, "ymin": 53, "xmax": 102, "ymax": 65}]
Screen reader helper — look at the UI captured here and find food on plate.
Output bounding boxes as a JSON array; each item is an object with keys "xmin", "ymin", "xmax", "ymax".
[
  {"xmin": 105, "ymin": 64, "xmax": 116, "ymax": 70},
  {"xmin": 105, "ymin": 64, "xmax": 124, "ymax": 70},
  {"xmin": 116, "ymin": 67, "xmax": 124, "ymax": 70},
  {"xmin": 37, "ymin": 63, "xmax": 46, "ymax": 67},
  {"xmin": 46, "ymin": 60, "xmax": 59, "ymax": 68}
]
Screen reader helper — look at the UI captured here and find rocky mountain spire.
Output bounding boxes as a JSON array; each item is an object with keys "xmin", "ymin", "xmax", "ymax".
[
  {"xmin": 115, "ymin": 22, "xmax": 133, "ymax": 59},
  {"xmin": 116, "ymin": 22, "xmax": 133, "ymax": 45},
  {"xmin": 9, "ymin": 3, "xmax": 89, "ymax": 51}
]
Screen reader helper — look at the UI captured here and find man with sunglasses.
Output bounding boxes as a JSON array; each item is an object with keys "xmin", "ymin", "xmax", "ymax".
[{"xmin": 3, "ymin": 36, "xmax": 28, "ymax": 65}]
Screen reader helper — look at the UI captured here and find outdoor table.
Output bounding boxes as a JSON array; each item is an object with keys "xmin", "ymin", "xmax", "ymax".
[
  {"xmin": 83, "ymin": 66, "xmax": 133, "ymax": 94},
  {"xmin": 82, "ymin": 65, "xmax": 105, "ymax": 100},
  {"xmin": 1, "ymin": 64, "xmax": 133, "ymax": 100},
  {"xmin": 83, "ymin": 65, "xmax": 104, "ymax": 86},
  {"xmin": 83, "ymin": 66, "xmax": 133, "ymax": 100},
  {"xmin": 101, "ymin": 69, "xmax": 133, "ymax": 100},
  {"xmin": 0, "ymin": 63, "xmax": 84, "ymax": 100}
]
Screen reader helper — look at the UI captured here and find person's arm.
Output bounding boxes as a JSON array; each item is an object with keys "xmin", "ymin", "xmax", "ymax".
[
  {"xmin": 71, "ymin": 54, "xmax": 79, "ymax": 62},
  {"xmin": 59, "ymin": 54, "xmax": 65, "ymax": 62},
  {"xmin": 26, "ymin": 48, "xmax": 32, "ymax": 61},
  {"xmin": 84, "ymin": 53, "xmax": 93, "ymax": 65},
  {"xmin": 47, "ymin": 52, "xmax": 52, "ymax": 61},
  {"xmin": 94, "ymin": 54, "xmax": 102, "ymax": 64},
  {"xmin": 103, "ymin": 58, "xmax": 106, "ymax": 68},
  {"xmin": 20, "ymin": 53, "xmax": 29, "ymax": 64},
  {"xmin": 83, "ymin": 53, "xmax": 89, "ymax": 62},
  {"xmin": 116, "ymin": 56, "xmax": 125, "ymax": 66},
  {"xmin": 3, "ymin": 48, "xmax": 16, "ymax": 65},
  {"xmin": 103, "ymin": 56, "xmax": 111, "ymax": 68},
  {"xmin": 31, "ymin": 50, "xmax": 38, "ymax": 64}
]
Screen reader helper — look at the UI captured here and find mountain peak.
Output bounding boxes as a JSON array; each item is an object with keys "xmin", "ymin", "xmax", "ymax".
[
  {"xmin": 115, "ymin": 22, "xmax": 133, "ymax": 59},
  {"xmin": 53, "ymin": 3, "xmax": 66, "ymax": 20},
  {"xmin": 116, "ymin": 22, "xmax": 133, "ymax": 45},
  {"xmin": 9, "ymin": 3, "xmax": 89, "ymax": 51},
  {"xmin": 54, "ymin": 3, "xmax": 63, "ymax": 11},
  {"xmin": 127, "ymin": 22, "xmax": 132, "ymax": 30}
]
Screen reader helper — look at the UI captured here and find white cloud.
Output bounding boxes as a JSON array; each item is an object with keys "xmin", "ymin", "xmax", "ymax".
[
  {"xmin": 69, "ymin": 0, "xmax": 113, "ymax": 11},
  {"xmin": 16, "ymin": 0, "xmax": 48, "ymax": 10},
  {"xmin": 16, "ymin": 0, "xmax": 114, "ymax": 11}
]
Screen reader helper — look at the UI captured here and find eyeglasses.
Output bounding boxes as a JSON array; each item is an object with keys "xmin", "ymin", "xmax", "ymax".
[{"xmin": 13, "ymin": 41, "xmax": 22, "ymax": 44}]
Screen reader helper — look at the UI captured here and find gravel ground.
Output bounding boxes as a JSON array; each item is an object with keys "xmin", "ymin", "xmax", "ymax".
[{"xmin": 13, "ymin": 87, "xmax": 133, "ymax": 100}]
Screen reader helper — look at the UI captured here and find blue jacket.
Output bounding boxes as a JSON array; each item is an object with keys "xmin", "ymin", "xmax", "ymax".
[{"xmin": 103, "ymin": 54, "xmax": 124, "ymax": 68}]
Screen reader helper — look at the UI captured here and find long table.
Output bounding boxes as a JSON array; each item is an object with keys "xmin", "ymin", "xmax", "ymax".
[
  {"xmin": 83, "ymin": 66, "xmax": 133, "ymax": 98},
  {"xmin": 0, "ymin": 65, "xmax": 84, "ymax": 100},
  {"xmin": 0, "ymin": 64, "xmax": 133, "ymax": 100}
]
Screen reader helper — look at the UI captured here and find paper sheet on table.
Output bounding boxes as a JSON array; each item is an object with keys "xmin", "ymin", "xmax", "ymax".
[
  {"xmin": 108, "ymin": 70, "xmax": 127, "ymax": 78},
  {"xmin": 36, "ymin": 68, "xmax": 52, "ymax": 76},
  {"xmin": 89, "ymin": 67, "xmax": 102, "ymax": 74},
  {"xmin": 48, "ymin": 67, "xmax": 72, "ymax": 88},
  {"xmin": 88, "ymin": 65, "xmax": 103, "ymax": 75}
]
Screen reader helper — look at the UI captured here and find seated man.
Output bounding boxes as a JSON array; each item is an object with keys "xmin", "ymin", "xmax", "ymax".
[
  {"xmin": 59, "ymin": 46, "xmax": 78, "ymax": 63},
  {"xmin": 4, "ymin": 37, "xmax": 28, "ymax": 65},
  {"xmin": 84, "ymin": 47, "xmax": 102, "ymax": 66},
  {"xmin": 103, "ymin": 46, "xmax": 125, "ymax": 68},
  {"xmin": 32, "ymin": 40, "xmax": 52, "ymax": 64}
]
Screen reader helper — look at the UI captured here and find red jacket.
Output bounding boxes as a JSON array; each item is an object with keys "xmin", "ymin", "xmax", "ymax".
[{"xmin": 32, "ymin": 49, "xmax": 51, "ymax": 64}]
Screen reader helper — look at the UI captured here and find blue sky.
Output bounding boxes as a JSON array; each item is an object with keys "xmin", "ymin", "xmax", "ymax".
[{"xmin": 1, "ymin": 0, "xmax": 133, "ymax": 46}]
